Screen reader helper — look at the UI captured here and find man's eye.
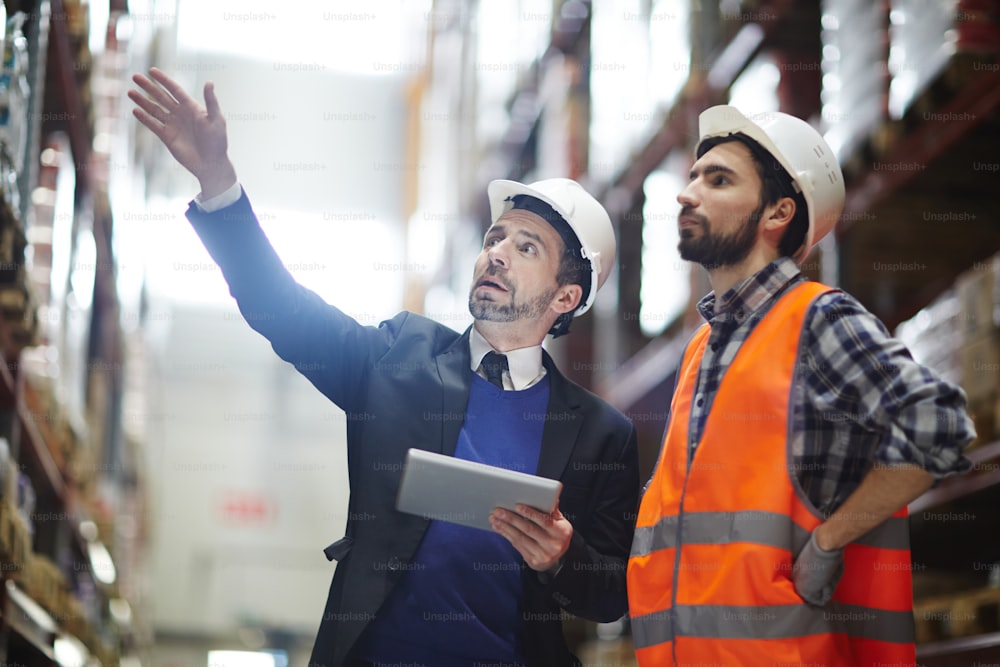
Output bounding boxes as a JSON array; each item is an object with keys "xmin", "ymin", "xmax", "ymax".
[{"xmin": 521, "ymin": 244, "xmax": 536, "ymax": 255}]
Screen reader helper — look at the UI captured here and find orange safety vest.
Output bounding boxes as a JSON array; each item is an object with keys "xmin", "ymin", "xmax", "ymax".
[{"xmin": 627, "ymin": 281, "xmax": 916, "ymax": 666}]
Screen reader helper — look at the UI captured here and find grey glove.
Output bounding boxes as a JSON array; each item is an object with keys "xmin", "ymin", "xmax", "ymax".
[{"xmin": 792, "ymin": 530, "xmax": 844, "ymax": 606}]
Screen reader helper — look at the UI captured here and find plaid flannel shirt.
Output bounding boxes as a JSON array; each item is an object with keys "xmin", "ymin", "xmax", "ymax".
[{"xmin": 687, "ymin": 257, "xmax": 975, "ymax": 517}]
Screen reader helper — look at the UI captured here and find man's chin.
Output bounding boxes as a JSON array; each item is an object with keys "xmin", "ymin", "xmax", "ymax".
[
  {"xmin": 470, "ymin": 302, "xmax": 514, "ymax": 322},
  {"xmin": 677, "ymin": 243, "xmax": 700, "ymax": 263}
]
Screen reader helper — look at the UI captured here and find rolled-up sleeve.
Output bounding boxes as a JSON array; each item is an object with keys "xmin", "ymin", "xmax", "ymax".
[{"xmin": 804, "ymin": 291, "xmax": 975, "ymax": 479}]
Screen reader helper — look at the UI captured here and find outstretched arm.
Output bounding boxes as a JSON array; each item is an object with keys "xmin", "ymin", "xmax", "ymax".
[
  {"xmin": 129, "ymin": 68, "xmax": 397, "ymax": 411},
  {"xmin": 128, "ymin": 67, "xmax": 237, "ymax": 199}
]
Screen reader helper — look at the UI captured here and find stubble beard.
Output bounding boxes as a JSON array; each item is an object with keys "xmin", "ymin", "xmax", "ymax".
[{"xmin": 468, "ymin": 284, "xmax": 558, "ymax": 323}]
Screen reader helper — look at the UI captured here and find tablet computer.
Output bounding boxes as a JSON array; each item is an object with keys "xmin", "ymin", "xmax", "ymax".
[{"xmin": 395, "ymin": 448, "xmax": 563, "ymax": 532}]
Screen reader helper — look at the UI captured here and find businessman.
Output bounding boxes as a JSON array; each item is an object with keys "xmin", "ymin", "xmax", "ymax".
[{"xmin": 130, "ymin": 68, "xmax": 639, "ymax": 667}]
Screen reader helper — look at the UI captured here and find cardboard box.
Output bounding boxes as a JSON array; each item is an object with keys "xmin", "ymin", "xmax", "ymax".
[
  {"xmin": 914, "ymin": 586, "xmax": 1000, "ymax": 643},
  {"xmin": 896, "ymin": 289, "xmax": 963, "ymax": 382},
  {"xmin": 959, "ymin": 333, "xmax": 1000, "ymax": 404},
  {"xmin": 23, "ymin": 553, "xmax": 67, "ymax": 617},
  {"xmin": 956, "ymin": 257, "xmax": 1000, "ymax": 341},
  {"xmin": 0, "ymin": 504, "xmax": 30, "ymax": 581},
  {"xmin": 968, "ymin": 399, "xmax": 996, "ymax": 450}
]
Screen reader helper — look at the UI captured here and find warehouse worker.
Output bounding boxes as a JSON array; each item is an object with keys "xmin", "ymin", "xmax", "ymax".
[
  {"xmin": 130, "ymin": 68, "xmax": 639, "ymax": 667},
  {"xmin": 626, "ymin": 105, "xmax": 976, "ymax": 666}
]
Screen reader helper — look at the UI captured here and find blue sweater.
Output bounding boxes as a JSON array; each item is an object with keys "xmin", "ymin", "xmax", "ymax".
[{"xmin": 355, "ymin": 372, "xmax": 551, "ymax": 665}]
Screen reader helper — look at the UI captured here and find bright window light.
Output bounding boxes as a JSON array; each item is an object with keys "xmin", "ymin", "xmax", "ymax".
[
  {"xmin": 649, "ymin": 0, "xmax": 691, "ymax": 107},
  {"xmin": 54, "ymin": 636, "xmax": 88, "ymax": 667},
  {"xmin": 208, "ymin": 650, "xmax": 287, "ymax": 667},
  {"xmin": 175, "ymin": 0, "xmax": 426, "ymax": 76},
  {"xmin": 728, "ymin": 53, "xmax": 780, "ymax": 116},
  {"xmin": 132, "ymin": 197, "xmax": 404, "ymax": 321},
  {"xmin": 640, "ymin": 168, "xmax": 690, "ymax": 337},
  {"xmin": 87, "ymin": 541, "xmax": 117, "ymax": 585},
  {"xmin": 589, "ymin": 0, "xmax": 651, "ymax": 179}
]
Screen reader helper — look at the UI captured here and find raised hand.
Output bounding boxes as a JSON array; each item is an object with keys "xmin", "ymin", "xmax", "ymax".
[{"xmin": 128, "ymin": 67, "xmax": 237, "ymax": 199}]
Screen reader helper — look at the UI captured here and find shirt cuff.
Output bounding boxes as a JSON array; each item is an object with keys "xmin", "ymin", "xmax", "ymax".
[{"xmin": 194, "ymin": 181, "xmax": 242, "ymax": 212}]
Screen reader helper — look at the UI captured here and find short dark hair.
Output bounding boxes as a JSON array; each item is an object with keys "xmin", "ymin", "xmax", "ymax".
[
  {"xmin": 547, "ymin": 246, "xmax": 591, "ymax": 336},
  {"xmin": 555, "ymin": 246, "xmax": 590, "ymax": 297},
  {"xmin": 697, "ymin": 134, "xmax": 808, "ymax": 258}
]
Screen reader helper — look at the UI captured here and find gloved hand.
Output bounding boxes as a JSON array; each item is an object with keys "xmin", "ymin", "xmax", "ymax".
[{"xmin": 792, "ymin": 530, "xmax": 844, "ymax": 606}]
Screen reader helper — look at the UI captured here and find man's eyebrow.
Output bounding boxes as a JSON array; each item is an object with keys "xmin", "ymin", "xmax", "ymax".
[
  {"xmin": 516, "ymin": 229, "xmax": 546, "ymax": 246},
  {"xmin": 690, "ymin": 163, "xmax": 738, "ymax": 179},
  {"xmin": 486, "ymin": 225, "xmax": 549, "ymax": 248}
]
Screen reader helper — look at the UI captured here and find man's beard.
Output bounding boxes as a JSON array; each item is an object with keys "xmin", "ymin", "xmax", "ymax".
[
  {"xmin": 678, "ymin": 203, "xmax": 764, "ymax": 269},
  {"xmin": 468, "ymin": 272, "xmax": 557, "ymax": 323}
]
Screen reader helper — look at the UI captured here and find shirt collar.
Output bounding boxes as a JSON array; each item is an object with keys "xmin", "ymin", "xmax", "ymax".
[
  {"xmin": 469, "ymin": 326, "xmax": 545, "ymax": 391},
  {"xmin": 695, "ymin": 257, "xmax": 803, "ymax": 325}
]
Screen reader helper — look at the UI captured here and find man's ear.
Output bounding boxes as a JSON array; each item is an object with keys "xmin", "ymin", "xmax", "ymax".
[
  {"xmin": 763, "ymin": 196, "xmax": 796, "ymax": 232},
  {"xmin": 552, "ymin": 284, "xmax": 583, "ymax": 315}
]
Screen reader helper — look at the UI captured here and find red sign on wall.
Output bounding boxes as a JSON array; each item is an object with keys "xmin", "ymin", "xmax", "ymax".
[{"xmin": 219, "ymin": 490, "xmax": 276, "ymax": 524}]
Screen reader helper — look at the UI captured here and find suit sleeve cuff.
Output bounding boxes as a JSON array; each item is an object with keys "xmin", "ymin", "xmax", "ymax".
[
  {"xmin": 194, "ymin": 181, "xmax": 243, "ymax": 212},
  {"xmin": 536, "ymin": 531, "xmax": 587, "ymax": 591}
]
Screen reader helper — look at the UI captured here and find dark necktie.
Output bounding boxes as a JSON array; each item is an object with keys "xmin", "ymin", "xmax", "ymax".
[{"xmin": 481, "ymin": 351, "xmax": 509, "ymax": 389}]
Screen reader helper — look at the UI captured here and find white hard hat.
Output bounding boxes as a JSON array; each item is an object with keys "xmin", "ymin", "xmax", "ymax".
[
  {"xmin": 487, "ymin": 177, "xmax": 616, "ymax": 317},
  {"xmin": 697, "ymin": 105, "xmax": 845, "ymax": 263}
]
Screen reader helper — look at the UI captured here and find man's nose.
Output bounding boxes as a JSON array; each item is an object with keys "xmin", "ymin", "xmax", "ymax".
[
  {"xmin": 677, "ymin": 181, "xmax": 699, "ymax": 209},
  {"xmin": 487, "ymin": 240, "xmax": 510, "ymax": 268}
]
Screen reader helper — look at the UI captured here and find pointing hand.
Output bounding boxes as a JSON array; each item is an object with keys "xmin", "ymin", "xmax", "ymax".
[{"xmin": 128, "ymin": 67, "xmax": 237, "ymax": 198}]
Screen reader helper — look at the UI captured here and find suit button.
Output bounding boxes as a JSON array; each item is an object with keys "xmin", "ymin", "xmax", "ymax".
[{"xmin": 387, "ymin": 557, "xmax": 401, "ymax": 571}]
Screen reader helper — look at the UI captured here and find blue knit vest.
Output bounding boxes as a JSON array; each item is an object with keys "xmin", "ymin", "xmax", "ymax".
[{"xmin": 356, "ymin": 372, "xmax": 551, "ymax": 665}]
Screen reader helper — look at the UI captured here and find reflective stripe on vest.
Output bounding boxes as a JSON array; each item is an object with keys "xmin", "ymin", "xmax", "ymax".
[
  {"xmin": 632, "ymin": 601, "xmax": 916, "ymax": 647},
  {"xmin": 631, "ymin": 511, "xmax": 911, "ymax": 557},
  {"xmin": 626, "ymin": 281, "xmax": 916, "ymax": 667}
]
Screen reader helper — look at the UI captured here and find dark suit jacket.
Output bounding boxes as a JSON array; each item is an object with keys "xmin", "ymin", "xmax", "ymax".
[{"xmin": 186, "ymin": 192, "xmax": 640, "ymax": 667}]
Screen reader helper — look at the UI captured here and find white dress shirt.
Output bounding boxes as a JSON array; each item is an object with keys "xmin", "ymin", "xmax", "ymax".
[{"xmin": 469, "ymin": 326, "xmax": 546, "ymax": 391}]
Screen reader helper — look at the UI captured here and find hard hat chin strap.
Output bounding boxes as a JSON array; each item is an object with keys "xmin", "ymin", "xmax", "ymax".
[{"xmin": 549, "ymin": 311, "xmax": 574, "ymax": 338}]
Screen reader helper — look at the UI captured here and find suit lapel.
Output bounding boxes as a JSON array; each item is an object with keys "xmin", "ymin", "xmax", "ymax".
[
  {"xmin": 436, "ymin": 327, "xmax": 473, "ymax": 456},
  {"xmin": 536, "ymin": 352, "xmax": 583, "ymax": 480}
]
